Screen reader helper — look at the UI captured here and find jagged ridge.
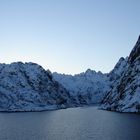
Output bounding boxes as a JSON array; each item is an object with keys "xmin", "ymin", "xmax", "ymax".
[{"xmin": 53, "ymin": 69, "xmax": 110, "ymax": 104}]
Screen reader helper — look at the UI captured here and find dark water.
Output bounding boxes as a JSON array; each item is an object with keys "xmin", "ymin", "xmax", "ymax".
[{"xmin": 0, "ymin": 106, "xmax": 140, "ymax": 140}]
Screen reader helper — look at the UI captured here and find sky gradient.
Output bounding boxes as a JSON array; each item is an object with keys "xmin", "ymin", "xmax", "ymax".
[{"xmin": 0, "ymin": 0, "xmax": 140, "ymax": 74}]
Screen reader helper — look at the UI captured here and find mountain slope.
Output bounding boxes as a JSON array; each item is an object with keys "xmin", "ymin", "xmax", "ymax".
[
  {"xmin": 101, "ymin": 36, "xmax": 140, "ymax": 113},
  {"xmin": 0, "ymin": 62, "xmax": 73, "ymax": 112},
  {"xmin": 53, "ymin": 69, "xmax": 110, "ymax": 104}
]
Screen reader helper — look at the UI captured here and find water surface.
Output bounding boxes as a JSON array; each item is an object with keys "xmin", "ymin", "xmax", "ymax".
[{"xmin": 0, "ymin": 106, "xmax": 140, "ymax": 140}]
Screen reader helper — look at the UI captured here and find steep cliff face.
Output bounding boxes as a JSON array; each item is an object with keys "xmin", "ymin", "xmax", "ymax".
[
  {"xmin": 53, "ymin": 69, "xmax": 110, "ymax": 104},
  {"xmin": 0, "ymin": 62, "xmax": 73, "ymax": 112},
  {"xmin": 101, "ymin": 36, "xmax": 140, "ymax": 113}
]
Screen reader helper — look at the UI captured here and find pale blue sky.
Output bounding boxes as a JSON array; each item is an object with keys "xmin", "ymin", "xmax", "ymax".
[{"xmin": 0, "ymin": 0, "xmax": 140, "ymax": 74}]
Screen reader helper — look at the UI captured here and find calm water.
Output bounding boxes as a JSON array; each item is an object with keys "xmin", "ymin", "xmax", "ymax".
[{"xmin": 0, "ymin": 106, "xmax": 140, "ymax": 140}]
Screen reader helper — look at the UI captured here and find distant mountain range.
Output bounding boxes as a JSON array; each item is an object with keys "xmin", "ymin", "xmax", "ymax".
[
  {"xmin": 53, "ymin": 69, "xmax": 110, "ymax": 105},
  {"xmin": 0, "ymin": 36, "xmax": 140, "ymax": 112}
]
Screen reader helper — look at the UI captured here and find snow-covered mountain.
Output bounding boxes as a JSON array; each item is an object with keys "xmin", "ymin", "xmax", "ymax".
[
  {"xmin": 0, "ymin": 62, "xmax": 111, "ymax": 112},
  {"xmin": 0, "ymin": 62, "xmax": 74, "ymax": 112},
  {"xmin": 53, "ymin": 69, "xmax": 110, "ymax": 104},
  {"xmin": 101, "ymin": 36, "xmax": 140, "ymax": 113},
  {"xmin": 0, "ymin": 36, "xmax": 140, "ymax": 113}
]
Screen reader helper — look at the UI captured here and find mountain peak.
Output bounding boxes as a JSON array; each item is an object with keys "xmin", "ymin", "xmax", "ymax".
[
  {"xmin": 128, "ymin": 35, "xmax": 140, "ymax": 63},
  {"xmin": 85, "ymin": 69, "xmax": 94, "ymax": 73}
]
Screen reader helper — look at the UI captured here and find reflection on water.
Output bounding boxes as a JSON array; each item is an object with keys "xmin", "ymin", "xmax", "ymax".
[{"xmin": 0, "ymin": 106, "xmax": 140, "ymax": 140}]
